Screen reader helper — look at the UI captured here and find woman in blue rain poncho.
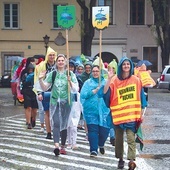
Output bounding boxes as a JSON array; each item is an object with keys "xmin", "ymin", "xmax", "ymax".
[{"xmin": 80, "ymin": 65, "xmax": 111, "ymax": 157}]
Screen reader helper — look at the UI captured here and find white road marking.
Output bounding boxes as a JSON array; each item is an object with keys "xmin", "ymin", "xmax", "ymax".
[
  {"xmin": 0, "ymin": 114, "xmax": 154, "ymax": 170},
  {"xmin": 0, "ymin": 156, "xmax": 60, "ymax": 170}
]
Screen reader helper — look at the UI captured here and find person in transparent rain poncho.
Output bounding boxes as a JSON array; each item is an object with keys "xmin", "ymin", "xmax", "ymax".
[
  {"xmin": 38, "ymin": 54, "xmax": 79, "ymax": 156},
  {"xmin": 67, "ymin": 60, "xmax": 82, "ymax": 150}
]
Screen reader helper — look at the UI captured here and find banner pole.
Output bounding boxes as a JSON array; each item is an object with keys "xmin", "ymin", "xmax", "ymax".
[
  {"xmin": 66, "ymin": 29, "xmax": 70, "ymax": 104},
  {"xmin": 99, "ymin": 30, "xmax": 102, "ymax": 86}
]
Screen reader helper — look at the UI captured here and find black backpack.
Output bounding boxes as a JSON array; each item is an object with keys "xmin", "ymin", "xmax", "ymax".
[{"xmin": 51, "ymin": 70, "xmax": 56, "ymax": 89}]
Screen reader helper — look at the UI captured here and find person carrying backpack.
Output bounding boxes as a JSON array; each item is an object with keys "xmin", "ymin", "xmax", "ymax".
[
  {"xmin": 33, "ymin": 46, "xmax": 57, "ymax": 139},
  {"xmin": 38, "ymin": 54, "xmax": 79, "ymax": 156}
]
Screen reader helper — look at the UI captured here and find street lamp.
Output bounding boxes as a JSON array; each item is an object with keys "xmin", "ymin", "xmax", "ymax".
[{"xmin": 43, "ymin": 34, "xmax": 50, "ymax": 53}]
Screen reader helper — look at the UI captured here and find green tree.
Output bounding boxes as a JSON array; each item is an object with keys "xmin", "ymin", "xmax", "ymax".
[
  {"xmin": 150, "ymin": 0, "xmax": 170, "ymax": 69},
  {"xmin": 76, "ymin": 0, "xmax": 96, "ymax": 56}
]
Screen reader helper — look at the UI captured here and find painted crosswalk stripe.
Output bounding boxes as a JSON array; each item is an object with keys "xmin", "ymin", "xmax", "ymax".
[
  {"xmin": 0, "ymin": 115, "xmax": 154, "ymax": 170},
  {"xmin": 0, "ymin": 156, "xmax": 60, "ymax": 170}
]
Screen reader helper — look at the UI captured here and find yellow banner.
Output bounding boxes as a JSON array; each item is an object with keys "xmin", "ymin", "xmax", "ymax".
[
  {"xmin": 92, "ymin": 6, "xmax": 109, "ymax": 30},
  {"xmin": 140, "ymin": 72, "xmax": 150, "ymax": 79},
  {"xmin": 117, "ymin": 84, "xmax": 137, "ymax": 104}
]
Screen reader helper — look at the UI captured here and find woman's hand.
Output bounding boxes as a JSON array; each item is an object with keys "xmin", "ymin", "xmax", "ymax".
[
  {"xmin": 108, "ymin": 68, "xmax": 115, "ymax": 80},
  {"xmin": 92, "ymin": 86, "xmax": 100, "ymax": 94},
  {"xmin": 39, "ymin": 70, "xmax": 46, "ymax": 80}
]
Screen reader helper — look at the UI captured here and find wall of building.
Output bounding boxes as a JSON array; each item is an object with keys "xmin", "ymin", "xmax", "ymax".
[
  {"xmin": 92, "ymin": 0, "xmax": 162, "ymax": 72},
  {"xmin": 0, "ymin": 0, "xmax": 81, "ymax": 75}
]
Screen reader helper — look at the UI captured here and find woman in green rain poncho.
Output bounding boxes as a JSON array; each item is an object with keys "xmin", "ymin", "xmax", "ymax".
[{"xmin": 38, "ymin": 54, "xmax": 79, "ymax": 156}]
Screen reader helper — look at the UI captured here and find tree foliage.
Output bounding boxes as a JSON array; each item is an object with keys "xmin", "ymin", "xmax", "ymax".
[
  {"xmin": 76, "ymin": 0, "xmax": 96, "ymax": 56},
  {"xmin": 150, "ymin": 0, "xmax": 170, "ymax": 69}
]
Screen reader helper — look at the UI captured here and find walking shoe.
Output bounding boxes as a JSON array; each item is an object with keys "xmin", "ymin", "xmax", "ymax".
[
  {"xmin": 60, "ymin": 147, "xmax": 67, "ymax": 155},
  {"xmin": 46, "ymin": 132, "xmax": 52, "ymax": 139},
  {"xmin": 27, "ymin": 123, "xmax": 32, "ymax": 129},
  {"xmin": 31, "ymin": 117, "xmax": 36, "ymax": 127},
  {"xmin": 128, "ymin": 160, "xmax": 136, "ymax": 170},
  {"xmin": 110, "ymin": 138, "xmax": 115, "ymax": 146},
  {"xmin": 99, "ymin": 147, "xmax": 105, "ymax": 155},
  {"xmin": 53, "ymin": 147, "xmax": 60, "ymax": 156},
  {"xmin": 67, "ymin": 144, "xmax": 72, "ymax": 149},
  {"xmin": 77, "ymin": 126, "xmax": 85, "ymax": 130},
  {"xmin": 117, "ymin": 159, "xmax": 125, "ymax": 169},
  {"xmin": 90, "ymin": 151, "xmax": 97, "ymax": 157}
]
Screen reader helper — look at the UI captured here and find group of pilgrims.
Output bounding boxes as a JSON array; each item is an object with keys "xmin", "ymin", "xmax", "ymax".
[{"xmin": 10, "ymin": 46, "xmax": 156, "ymax": 170}]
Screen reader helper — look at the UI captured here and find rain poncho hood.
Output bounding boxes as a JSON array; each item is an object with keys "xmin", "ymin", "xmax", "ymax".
[
  {"xmin": 80, "ymin": 76, "xmax": 111, "ymax": 128},
  {"xmin": 117, "ymin": 57, "xmax": 134, "ymax": 80},
  {"xmin": 93, "ymin": 57, "xmax": 108, "ymax": 79},
  {"xmin": 33, "ymin": 46, "xmax": 57, "ymax": 93},
  {"xmin": 69, "ymin": 60, "xmax": 76, "ymax": 73},
  {"xmin": 108, "ymin": 59, "xmax": 118, "ymax": 74},
  {"xmin": 93, "ymin": 56, "xmax": 105, "ymax": 69}
]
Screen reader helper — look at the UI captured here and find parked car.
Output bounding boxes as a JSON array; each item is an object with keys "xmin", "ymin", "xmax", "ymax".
[
  {"xmin": 0, "ymin": 73, "xmax": 11, "ymax": 87},
  {"xmin": 157, "ymin": 65, "xmax": 170, "ymax": 90}
]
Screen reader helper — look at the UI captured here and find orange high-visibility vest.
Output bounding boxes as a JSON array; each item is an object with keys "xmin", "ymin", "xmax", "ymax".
[
  {"xmin": 109, "ymin": 75, "xmax": 142, "ymax": 125},
  {"xmin": 137, "ymin": 71, "xmax": 156, "ymax": 87}
]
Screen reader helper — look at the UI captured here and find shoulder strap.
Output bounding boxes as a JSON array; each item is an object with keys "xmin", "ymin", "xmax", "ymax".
[{"xmin": 51, "ymin": 70, "xmax": 56, "ymax": 89}]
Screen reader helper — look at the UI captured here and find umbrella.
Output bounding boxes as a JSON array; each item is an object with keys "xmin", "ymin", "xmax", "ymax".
[
  {"xmin": 33, "ymin": 54, "xmax": 45, "ymax": 60},
  {"xmin": 136, "ymin": 60, "xmax": 152, "ymax": 67},
  {"xmin": 7, "ymin": 56, "xmax": 23, "ymax": 62},
  {"xmin": 135, "ymin": 107, "xmax": 146, "ymax": 151}
]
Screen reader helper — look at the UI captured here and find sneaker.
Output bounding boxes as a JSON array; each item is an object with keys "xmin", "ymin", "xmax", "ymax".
[
  {"xmin": 77, "ymin": 126, "xmax": 85, "ymax": 130},
  {"xmin": 27, "ymin": 123, "xmax": 32, "ymax": 129},
  {"xmin": 46, "ymin": 132, "xmax": 52, "ymax": 139},
  {"xmin": 53, "ymin": 148, "xmax": 60, "ymax": 156},
  {"xmin": 67, "ymin": 144, "xmax": 72, "ymax": 149},
  {"xmin": 128, "ymin": 160, "xmax": 136, "ymax": 170},
  {"xmin": 118, "ymin": 159, "xmax": 125, "ymax": 169},
  {"xmin": 99, "ymin": 147, "xmax": 105, "ymax": 155},
  {"xmin": 31, "ymin": 118, "xmax": 36, "ymax": 128},
  {"xmin": 90, "ymin": 151, "xmax": 97, "ymax": 157},
  {"xmin": 110, "ymin": 138, "xmax": 115, "ymax": 146},
  {"xmin": 60, "ymin": 147, "xmax": 67, "ymax": 155}
]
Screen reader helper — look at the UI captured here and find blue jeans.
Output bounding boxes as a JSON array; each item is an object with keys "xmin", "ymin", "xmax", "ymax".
[
  {"xmin": 36, "ymin": 97, "xmax": 44, "ymax": 124},
  {"xmin": 110, "ymin": 128, "xmax": 115, "ymax": 139},
  {"xmin": 87, "ymin": 124, "xmax": 110, "ymax": 153}
]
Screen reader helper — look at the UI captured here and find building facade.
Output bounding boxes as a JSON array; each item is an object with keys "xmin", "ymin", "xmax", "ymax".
[
  {"xmin": 0, "ymin": 0, "xmax": 162, "ymax": 77},
  {"xmin": 92, "ymin": 0, "xmax": 161, "ymax": 73},
  {"xmin": 0, "ymin": 0, "xmax": 81, "ymax": 75}
]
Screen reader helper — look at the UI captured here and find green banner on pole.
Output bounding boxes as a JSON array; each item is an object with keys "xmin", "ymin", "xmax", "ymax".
[{"xmin": 57, "ymin": 5, "xmax": 76, "ymax": 30}]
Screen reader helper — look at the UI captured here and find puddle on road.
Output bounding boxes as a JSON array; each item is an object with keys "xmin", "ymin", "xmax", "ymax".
[
  {"xmin": 140, "ymin": 139, "xmax": 170, "ymax": 159},
  {"xmin": 144, "ymin": 139, "xmax": 170, "ymax": 144},
  {"xmin": 139, "ymin": 154, "xmax": 170, "ymax": 159}
]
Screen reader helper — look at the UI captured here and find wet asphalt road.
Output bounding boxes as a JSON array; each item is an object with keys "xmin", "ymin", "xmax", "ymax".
[{"xmin": 0, "ymin": 87, "xmax": 170, "ymax": 170}]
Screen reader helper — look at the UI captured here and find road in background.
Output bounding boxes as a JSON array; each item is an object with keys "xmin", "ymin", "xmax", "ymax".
[{"xmin": 0, "ymin": 87, "xmax": 169, "ymax": 169}]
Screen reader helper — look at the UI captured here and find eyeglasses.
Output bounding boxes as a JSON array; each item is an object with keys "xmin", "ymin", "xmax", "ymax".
[{"xmin": 92, "ymin": 70, "xmax": 100, "ymax": 73}]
